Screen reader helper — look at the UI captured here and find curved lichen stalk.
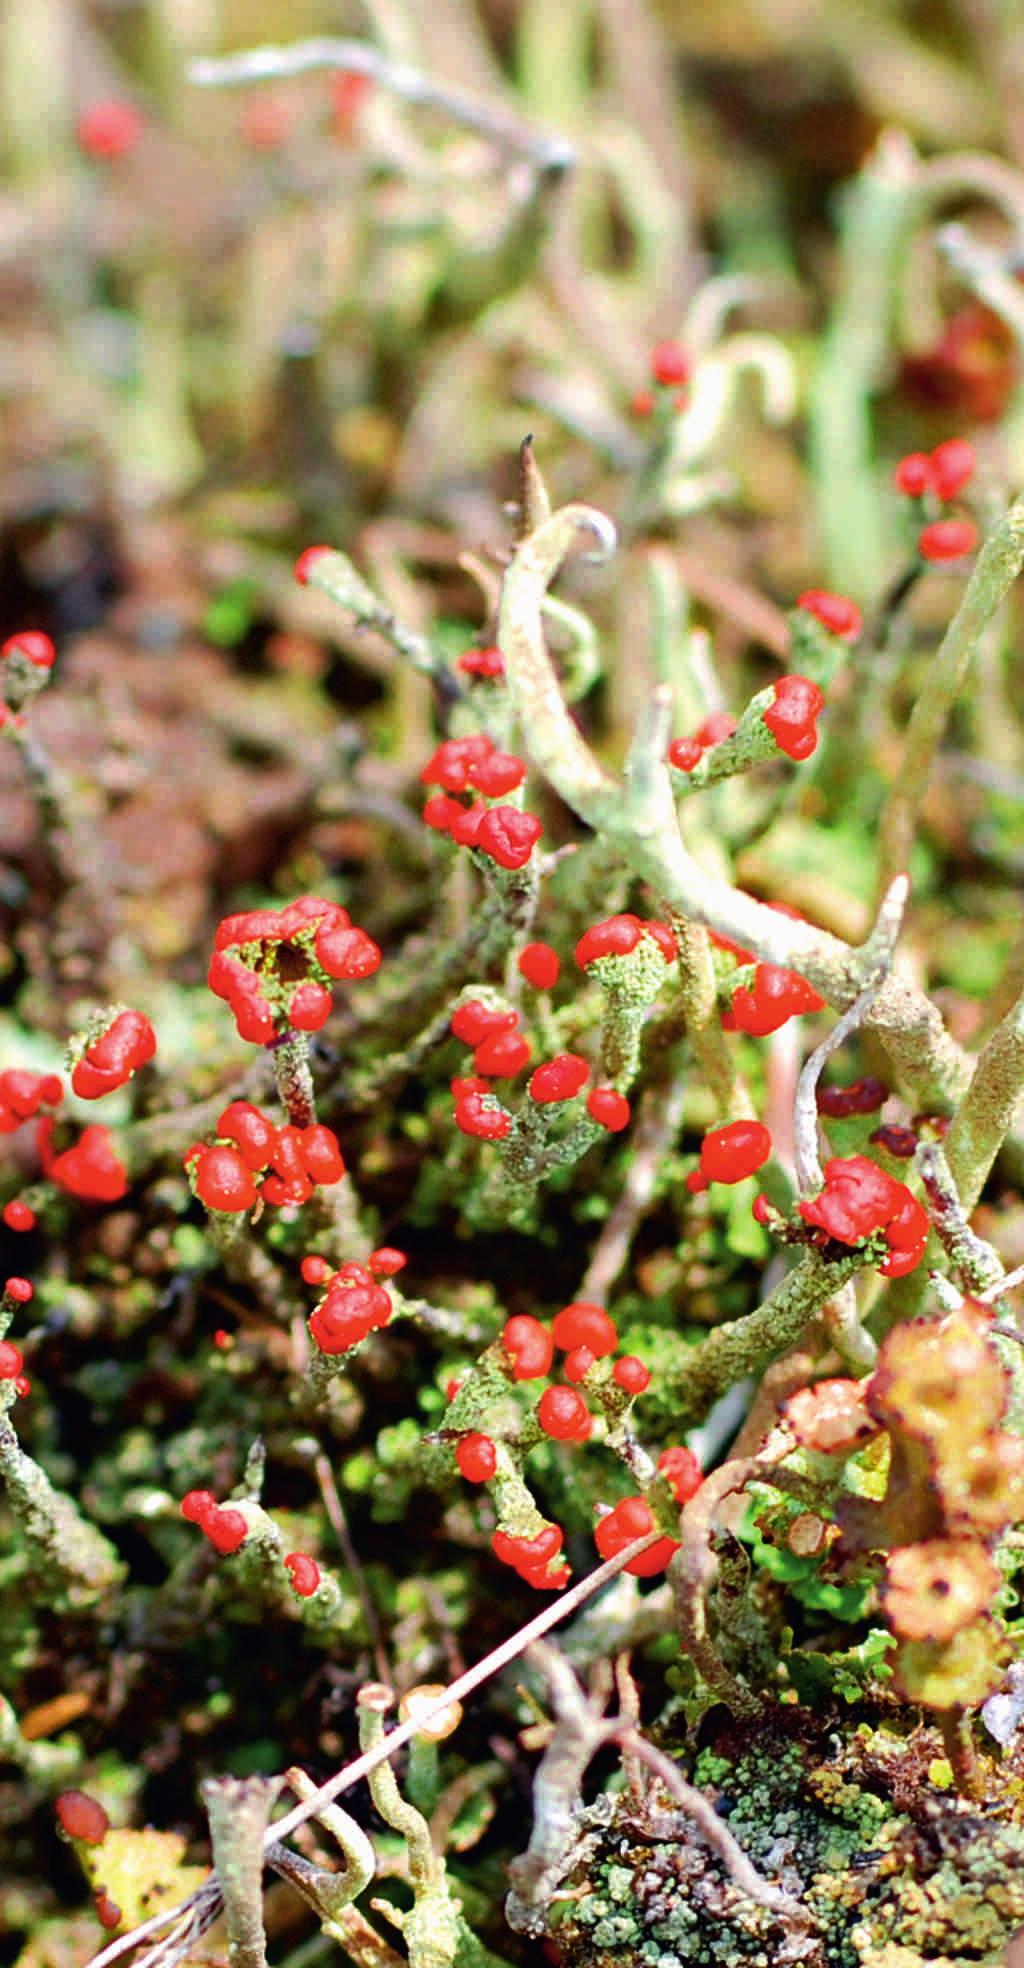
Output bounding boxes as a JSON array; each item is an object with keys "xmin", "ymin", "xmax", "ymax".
[{"xmin": 494, "ymin": 467, "xmax": 1002, "ymax": 1118}]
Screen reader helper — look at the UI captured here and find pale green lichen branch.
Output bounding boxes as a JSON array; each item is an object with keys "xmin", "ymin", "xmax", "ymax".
[
  {"xmin": 0, "ymin": 1417, "xmax": 124, "ymax": 1610},
  {"xmin": 188, "ymin": 41, "xmax": 574, "ymax": 174},
  {"xmin": 877, "ymin": 492, "xmax": 1024, "ymax": 898},
  {"xmin": 356, "ymin": 1685, "xmax": 463, "ymax": 1968},
  {"xmin": 945, "ymin": 987, "xmax": 1024, "ymax": 1212},
  {"xmin": 300, "ymin": 549, "xmax": 441, "ymax": 680},
  {"xmin": 200, "ymin": 1775, "xmax": 284, "ymax": 1968}
]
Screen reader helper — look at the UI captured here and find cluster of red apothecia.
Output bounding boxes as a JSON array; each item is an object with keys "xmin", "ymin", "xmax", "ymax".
[
  {"xmin": 795, "ymin": 1154, "xmax": 930, "ymax": 1278},
  {"xmin": 629, "ymin": 337, "xmax": 692, "ymax": 419},
  {"xmin": 667, "ymin": 589, "xmax": 864, "ymax": 776},
  {"xmin": 666, "ymin": 710, "xmax": 737, "ymax": 773},
  {"xmin": 208, "ymin": 896, "xmax": 381, "ymax": 1042},
  {"xmin": 815, "ymin": 1075, "xmax": 946, "ymax": 1160},
  {"xmin": 178, "ymin": 1489, "xmax": 321, "ymax": 1595},
  {"xmin": 1, "ymin": 1066, "xmax": 130, "ymax": 1231},
  {"xmin": 448, "ymin": 917, "xmax": 677, "ymax": 1143},
  {"xmin": 70, "ymin": 1009, "xmax": 156, "ymax": 1100},
  {"xmin": 449, "ymin": 1303, "xmax": 703, "ymax": 1587},
  {"xmin": 894, "ymin": 437, "xmax": 979, "ymax": 562},
  {"xmin": 184, "ymin": 1101, "xmax": 346, "ymax": 1213},
  {"xmin": 709, "ymin": 905, "xmax": 826, "ymax": 1037},
  {"xmin": 0, "ymin": 1276, "xmax": 34, "ymax": 1399},
  {"xmin": 420, "ymin": 736, "xmax": 541, "ymax": 871},
  {"xmin": 76, "ymin": 69, "xmax": 375, "ymax": 162},
  {"xmin": 301, "ymin": 1244, "xmax": 405, "ymax": 1354}
]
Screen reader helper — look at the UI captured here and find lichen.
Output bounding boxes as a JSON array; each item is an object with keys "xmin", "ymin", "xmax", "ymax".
[{"xmin": 549, "ymin": 1713, "xmax": 1024, "ymax": 1968}]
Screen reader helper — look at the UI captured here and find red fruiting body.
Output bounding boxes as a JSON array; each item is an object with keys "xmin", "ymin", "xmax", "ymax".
[
  {"xmin": 455, "ymin": 1433, "xmax": 497, "ymax": 1482},
  {"xmin": 518, "ymin": 942, "xmax": 560, "ymax": 990},
  {"xmin": 918, "ymin": 518, "xmax": 978, "ymax": 561},
  {"xmin": 294, "ymin": 545, "xmax": 332, "ymax": 585},
  {"xmin": 902, "ymin": 300, "xmax": 1017, "ymax": 423},
  {"xmin": 288, "ymin": 981, "xmax": 333, "ymax": 1031},
  {"xmin": 586, "ymin": 1086, "xmax": 631, "ymax": 1132},
  {"xmin": 423, "ymin": 793, "xmax": 465, "ymax": 832},
  {"xmin": 239, "ymin": 94, "xmax": 292, "ymax": 150},
  {"xmin": 452, "ymin": 1000, "xmax": 517, "ymax": 1046},
  {"xmin": 650, "ymin": 339, "xmax": 690, "ymax": 387},
  {"xmin": 537, "ymin": 1385, "xmax": 591, "ymax": 1441},
  {"xmin": 469, "ymin": 751, "xmax": 527, "ymax": 797},
  {"xmin": 421, "ymin": 735, "xmax": 495, "ymax": 793},
  {"xmin": 72, "ymin": 1009, "xmax": 156, "ymax": 1098},
  {"xmin": 301, "ymin": 1254, "xmax": 333, "ymax": 1285},
  {"xmin": 764, "ymin": 674, "xmax": 825, "ymax": 761},
  {"xmin": 190, "ymin": 1144, "xmax": 258, "ymax": 1214},
  {"xmin": 563, "ymin": 1345, "xmax": 596, "ymax": 1382},
  {"xmin": 658, "ymin": 1444, "xmax": 703, "ymax": 1504},
  {"xmin": 204, "ymin": 1508, "xmax": 248, "ymax": 1555},
  {"xmin": 315, "ymin": 922, "xmax": 381, "ymax": 979},
  {"xmin": 594, "ymin": 1497, "xmax": 679, "ymax": 1576},
  {"xmin": 87, "ymin": 1009, "xmax": 156, "ymax": 1074},
  {"xmin": 894, "ymin": 452, "xmax": 932, "ymax": 497},
  {"xmin": 331, "ymin": 68, "xmax": 373, "ymax": 137},
  {"xmin": 798, "ymin": 1153, "xmax": 902, "ymax": 1242},
  {"xmin": 298, "ymin": 1124, "xmax": 346, "ymax": 1185},
  {"xmin": 816, "ymin": 1076, "xmax": 889, "ymax": 1118},
  {"xmin": 4, "ymin": 1277, "xmax": 32, "ymax": 1302},
  {"xmin": 473, "ymin": 1029, "xmax": 532, "ymax": 1078},
  {"xmin": 55, "ymin": 1791, "xmax": 109, "ymax": 1843},
  {"xmin": 643, "ymin": 920, "xmax": 676, "ymax": 963},
  {"xmin": 502, "ymin": 1314, "xmax": 554, "ymax": 1381},
  {"xmin": 869, "ymin": 1123, "xmax": 919, "ymax": 1159},
  {"xmin": 695, "ymin": 711, "xmax": 737, "ymax": 748},
  {"xmin": 475, "ymin": 806, "xmax": 543, "ymax": 870},
  {"xmin": 552, "ymin": 1301, "xmax": 619, "ymax": 1357},
  {"xmin": 2, "ymin": 1201, "xmax": 34, "ymax": 1231},
  {"xmin": 630, "ymin": 388, "xmax": 655, "ymax": 418},
  {"xmin": 94, "ymin": 1893, "xmax": 122, "ymax": 1931},
  {"xmin": 0, "ymin": 1068, "xmax": 63, "ymax": 1131},
  {"xmin": 798, "ymin": 1154, "xmax": 929, "ymax": 1274},
  {"xmin": 0, "ymin": 1340, "xmax": 25, "ymax": 1379},
  {"xmin": 929, "ymin": 437, "xmax": 976, "ymax": 500},
  {"xmin": 453, "ymin": 1089, "xmax": 511, "ymax": 1140},
  {"xmin": 613, "ymin": 1355, "xmax": 651, "ymax": 1395},
  {"xmin": 448, "ymin": 803, "xmax": 487, "ymax": 847},
  {"xmin": 529, "ymin": 1054, "xmax": 590, "ymax": 1104},
  {"xmin": 368, "ymin": 1246, "xmax": 407, "ymax": 1276},
  {"xmin": 697, "ymin": 1119, "xmax": 772, "ymax": 1185},
  {"xmin": 1, "ymin": 631, "xmax": 56, "ymax": 668},
  {"xmin": 458, "ymin": 645, "xmax": 505, "ymax": 678},
  {"xmin": 728, "ymin": 963, "xmax": 825, "ymax": 1036},
  {"xmin": 319, "ymin": 1280, "xmax": 392, "ymax": 1336},
  {"xmin": 217, "ymin": 1101, "xmax": 278, "ymax": 1169},
  {"xmin": 796, "ymin": 590, "xmax": 862, "ymax": 640},
  {"xmin": 76, "ymin": 101, "xmax": 143, "ymax": 158},
  {"xmin": 180, "ymin": 1490, "xmax": 217, "ymax": 1524},
  {"xmin": 667, "ymin": 736, "xmax": 703, "ymax": 772},
  {"xmin": 283, "ymin": 1552, "xmax": 321, "ymax": 1596},
  {"xmin": 48, "ymin": 1124, "xmax": 128, "ymax": 1203},
  {"xmin": 492, "ymin": 1523, "xmax": 568, "ymax": 1589},
  {"xmin": 575, "ymin": 915, "xmax": 643, "ymax": 966},
  {"xmin": 752, "ymin": 1193, "xmax": 773, "ymax": 1225}
]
